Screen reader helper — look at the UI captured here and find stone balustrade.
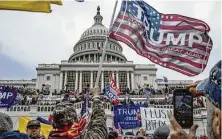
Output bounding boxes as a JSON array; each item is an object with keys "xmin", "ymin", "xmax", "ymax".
[{"xmin": 2, "ymin": 102, "xmax": 207, "ymax": 119}]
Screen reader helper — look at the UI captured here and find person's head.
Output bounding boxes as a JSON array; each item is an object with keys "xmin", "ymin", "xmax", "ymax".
[
  {"xmin": 136, "ymin": 137, "xmax": 145, "ymax": 139},
  {"xmin": 26, "ymin": 120, "xmax": 41, "ymax": 137},
  {"xmin": 207, "ymin": 99, "xmax": 221, "ymax": 139},
  {"xmin": 194, "ymin": 60, "xmax": 221, "ymax": 139},
  {"xmin": 52, "ymin": 102, "xmax": 78, "ymax": 129},
  {"xmin": 0, "ymin": 112, "xmax": 13, "ymax": 134},
  {"xmin": 139, "ymin": 127, "xmax": 145, "ymax": 136},
  {"xmin": 108, "ymin": 131, "xmax": 118, "ymax": 139},
  {"xmin": 153, "ymin": 125, "xmax": 170, "ymax": 139}
]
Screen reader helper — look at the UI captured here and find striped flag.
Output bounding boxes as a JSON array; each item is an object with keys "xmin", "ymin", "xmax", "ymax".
[
  {"xmin": 80, "ymin": 92, "xmax": 89, "ymax": 119},
  {"xmin": 109, "ymin": 0, "xmax": 213, "ymax": 76},
  {"xmin": 109, "ymin": 74, "xmax": 121, "ymax": 96}
]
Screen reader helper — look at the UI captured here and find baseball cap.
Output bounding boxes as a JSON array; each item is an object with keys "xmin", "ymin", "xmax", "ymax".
[
  {"xmin": 196, "ymin": 60, "xmax": 221, "ymax": 109},
  {"xmin": 153, "ymin": 125, "xmax": 170, "ymax": 139},
  {"xmin": 27, "ymin": 120, "xmax": 41, "ymax": 128}
]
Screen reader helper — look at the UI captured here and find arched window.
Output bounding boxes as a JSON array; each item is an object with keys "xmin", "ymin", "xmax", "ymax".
[{"xmin": 88, "ymin": 43, "xmax": 90, "ymax": 49}]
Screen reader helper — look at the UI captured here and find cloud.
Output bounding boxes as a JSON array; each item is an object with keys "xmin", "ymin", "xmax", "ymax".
[{"xmin": 0, "ymin": 0, "xmax": 221, "ymax": 80}]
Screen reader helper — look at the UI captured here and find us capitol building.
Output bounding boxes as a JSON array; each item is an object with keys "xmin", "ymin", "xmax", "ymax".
[
  {"xmin": 0, "ymin": 7, "xmax": 206, "ymax": 137},
  {"xmin": 35, "ymin": 6, "xmax": 157, "ymax": 93},
  {"xmin": 0, "ymin": 7, "xmax": 194, "ymax": 91}
]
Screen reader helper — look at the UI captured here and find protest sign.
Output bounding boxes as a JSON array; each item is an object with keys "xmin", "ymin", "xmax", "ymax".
[
  {"xmin": 140, "ymin": 108, "xmax": 173, "ymax": 134},
  {"xmin": 0, "ymin": 86, "xmax": 18, "ymax": 107},
  {"xmin": 114, "ymin": 104, "xmax": 145, "ymax": 129}
]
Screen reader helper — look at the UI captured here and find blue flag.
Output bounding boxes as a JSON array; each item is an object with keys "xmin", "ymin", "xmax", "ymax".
[
  {"xmin": 81, "ymin": 92, "xmax": 89, "ymax": 118},
  {"xmin": 36, "ymin": 116, "xmax": 51, "ymax": 125},
  {"xmin": 0, "ymin": 86, "xmax": 18, "ymax": 108}
]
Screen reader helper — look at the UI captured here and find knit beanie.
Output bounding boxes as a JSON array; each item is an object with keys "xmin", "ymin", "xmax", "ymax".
[{"xmin": 0, "ymin": 112, "xmax": 13, "ymax": 133}]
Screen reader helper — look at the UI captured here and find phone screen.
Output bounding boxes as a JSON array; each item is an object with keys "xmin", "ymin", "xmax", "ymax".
[{"xmin": 174, "ymin": 89, "xmax": 193, "ymax": 128}]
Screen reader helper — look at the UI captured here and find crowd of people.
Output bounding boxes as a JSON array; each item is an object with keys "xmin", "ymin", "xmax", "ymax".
[{"xmin": 0, "ymin": 61, "xmax": 221, "ymax": 139}]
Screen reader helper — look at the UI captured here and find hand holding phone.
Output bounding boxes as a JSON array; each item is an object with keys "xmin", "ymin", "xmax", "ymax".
[{"xmin": 173, "ymin": 89, "xmax": 193, "ymax": 128}]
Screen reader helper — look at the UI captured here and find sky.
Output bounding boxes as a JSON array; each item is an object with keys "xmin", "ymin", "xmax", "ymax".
[{"xmin": 0, "ymin": 0, "xmax": 221, "ymax": 80}]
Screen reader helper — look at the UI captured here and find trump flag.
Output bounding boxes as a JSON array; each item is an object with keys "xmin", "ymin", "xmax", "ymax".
[{"xmin": 109, "ymin": 0, "xmax": 213, "ymax": 76}]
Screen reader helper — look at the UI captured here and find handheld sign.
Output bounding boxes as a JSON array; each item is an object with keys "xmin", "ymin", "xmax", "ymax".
[{"xmin": 140, "ymin": 107, "xmax": 173, "ymax": 134}]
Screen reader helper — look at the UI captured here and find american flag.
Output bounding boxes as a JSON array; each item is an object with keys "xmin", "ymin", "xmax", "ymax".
[
  {"xmin": 80, "ymin": 92, "xmax": 89, "ymax": 119},
  {"xmin": 109, "ymin": 0, "xmax": 213, "ymax": 76},
  {"xmin": 109, "ymin": 74, "xmax": 121, "ymax": 96}
]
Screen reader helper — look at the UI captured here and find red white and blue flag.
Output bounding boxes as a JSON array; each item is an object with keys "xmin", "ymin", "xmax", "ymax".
[
  {"xmin": 80, "ymin": 92, "xmax": 89, "ymax": 120},
  {"xmin": 109, "ymin": 0, "xmax": 213, "ymax": 76},
  {"xmin": 109, "ymin": 74, "xmax": 121, "ymax": 96},
  {"xmin": 105, "ymin": 75, "xmax": 120, "ymax": 103}
]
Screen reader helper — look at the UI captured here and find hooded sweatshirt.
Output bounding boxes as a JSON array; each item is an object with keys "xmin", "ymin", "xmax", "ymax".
[{"xmin": 0, "ymin": 131, "xmax": 30, "ymax": 139}]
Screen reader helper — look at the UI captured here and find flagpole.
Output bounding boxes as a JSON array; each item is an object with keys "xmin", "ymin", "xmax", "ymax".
[{"xmin": 94, "ymin": 0, "xmax": 118, "ymax": 88}]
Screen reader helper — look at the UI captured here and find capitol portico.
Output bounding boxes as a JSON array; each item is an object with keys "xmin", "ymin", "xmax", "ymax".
[{"xmin": 35, "ymin": 6, "xmax": 158, "ymax": 93}]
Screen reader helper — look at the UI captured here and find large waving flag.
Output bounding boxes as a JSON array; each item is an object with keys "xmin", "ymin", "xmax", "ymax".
[
  {"xmin": 109, "ymin": 0, "xmax": 212, "ymax": 76},
  {"xmin": 0, "ymin": 1, "xmax": 62, "ymax": 13},
  {"xmin": 17, "ymin": 116, "xmax": 53, "ymax": 138}
]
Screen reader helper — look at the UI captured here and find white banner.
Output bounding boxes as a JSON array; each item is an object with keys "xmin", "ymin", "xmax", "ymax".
[{"xmin": 140, "ymin": 108, "xmax": 173, "ymax": 134}]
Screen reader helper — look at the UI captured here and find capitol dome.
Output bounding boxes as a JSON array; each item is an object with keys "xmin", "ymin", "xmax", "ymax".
[{"xmin": 68, "ymin": 6, "xmax": 127, "ymax": 63}]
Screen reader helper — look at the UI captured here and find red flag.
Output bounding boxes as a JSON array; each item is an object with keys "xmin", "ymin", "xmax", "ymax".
[{"xmin": 109, "ymin": 74, "xmax": 121, "ymax": 96}]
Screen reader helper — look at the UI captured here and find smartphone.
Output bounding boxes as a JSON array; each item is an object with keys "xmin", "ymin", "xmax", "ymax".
[{"xmin": 173, "ymin": 89, "xmax": 193, "ymax": 128}]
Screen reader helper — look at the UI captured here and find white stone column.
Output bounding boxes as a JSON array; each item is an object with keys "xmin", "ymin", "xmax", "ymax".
[
  {"xmin": 75, "ymin": 71, "xmax": 78, "ymax": 91},
  {"xmin": 64, "ymin": 71, "xmax": 68, "ymax": 90},
  {"xmin": 116, "ymin": 71, "xmax": 119, "ymax": 88},
  {"xmin": 59, "ymin": 72, "xmax": 63, "ymax": 90},
  {"xmin": 40, "ymin": 74, "xmax": 44, "ymax": 89},
  {"xmin": 127, "ymin": 71, "xmax": 130, "ymax": 89},
  {"xmin": 131, "ymin": 72, "xmax": 135, "ymax": 90},
  {"xmin": 90, "ymin": 71, "xmax": 93, "ymax": 88},
  {"xmin": 52, "ymin": 74, "xmax": 55, "ymax": 91},
  {"xmin": 101, "ymin": 71, "xmax": 104, "ymax": 90},
  {"xmin": 36, "ymin": 74, "xmax": 40, "ymax": 89},
  {"xmin": 56, "ymin": 74, "xmax": 59, "ymax": 90},
  {"xmin": 94, "ymin": 54, "xmax": 96, "ymax": 61},
  {"xmin": 105, "ymin": 55, "xmax": 108, "ymax": 61},
  {"xmin": 79, "ymin": 71, "xmax": 82, "ymax": 92}
]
